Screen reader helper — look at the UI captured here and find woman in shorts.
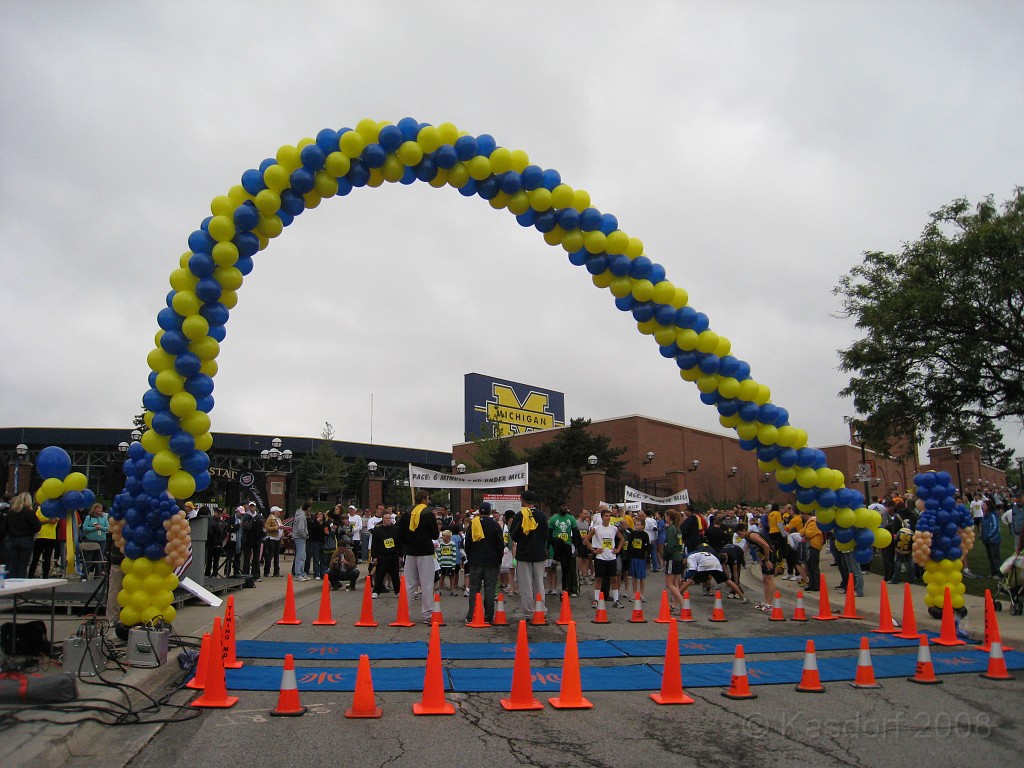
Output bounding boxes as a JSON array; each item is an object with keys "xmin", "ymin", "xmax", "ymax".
[
  {"xmin": 734, "ymin": 522, "xmax": 776, "ymax": 612},
  {"xmin": 662, "ymin": 509, "xmax": 686, "ymax": 614}
]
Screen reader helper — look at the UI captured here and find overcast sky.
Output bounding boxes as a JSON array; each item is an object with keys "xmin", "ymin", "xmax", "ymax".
[{"xmin": 2, "ymin": 1, "xmax": 1022, "ymax": 464}]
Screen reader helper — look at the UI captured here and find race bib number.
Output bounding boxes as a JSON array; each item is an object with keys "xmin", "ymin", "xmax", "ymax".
[
  {"xmin": 631, "ymin": 539, "xmax": 642, "ymax": 549},
  {"xmin": 602, "ymin": 537, "xmax": 613, "ymax": 550},
  {"xmin": 558, "ymin": 532, "xmax": 569, "ymax": 541},
  {"xmin": 384, "ymin": 538, "xmax": 395, "ymax": 549}
]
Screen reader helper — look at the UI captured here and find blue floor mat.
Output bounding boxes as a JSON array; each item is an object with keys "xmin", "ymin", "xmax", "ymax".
[
  {"xmin": 219, "ymin": 648, "xmax": 1024, "ymax": 693},
  {"xmin": 610, "ymin": 631, "xmax": 928, "ymax": 658}
]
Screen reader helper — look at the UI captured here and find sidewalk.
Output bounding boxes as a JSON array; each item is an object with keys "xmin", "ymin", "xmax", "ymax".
[
  {"xmin": 763, "ymin": 560, "xmax": 1024, "ymax": 645},
  {"xmin": 1, "ymin": 574, "xmax": 326, "ymax": 768}
]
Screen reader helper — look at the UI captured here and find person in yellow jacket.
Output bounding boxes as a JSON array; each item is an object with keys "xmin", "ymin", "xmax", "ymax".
[
  {"xmin": 801, "ymin": 512, "xmax": 825, "ymax": 590},
  {"xmin": 782, "ymin": 509, "xmax": 804, "ymax": 580},
  {"xmin": 29, "ymin": 506, "xmax": 59, "ymax": 578}
]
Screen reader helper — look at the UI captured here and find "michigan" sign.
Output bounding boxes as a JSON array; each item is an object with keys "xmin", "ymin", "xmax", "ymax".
[{"xmin": 464, "ymin": 373, "xmax": 565, "ymax": 440}]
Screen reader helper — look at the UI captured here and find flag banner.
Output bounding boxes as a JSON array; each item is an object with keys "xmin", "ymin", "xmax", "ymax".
[
  {"xmin": 624, "ymin": 485, "xmax": 690, "ymax": 506},
  {"xmin": 409, "ymin": 463, "xmax": 529, "ymax": 489}
]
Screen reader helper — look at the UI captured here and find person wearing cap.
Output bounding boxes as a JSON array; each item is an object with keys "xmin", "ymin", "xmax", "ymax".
[
  {"xmin": 263, "ymin": 506, "xmax": 284, "ymax": 577},
  {"xmin": 346, "ymin": 505, "xmax": 364, "ymax": 560},
  {"xmin": 463, "ymin": 502, "xmax": 504, "ymax": 622},
  {"xmin": 509, "ymin": 490, "xmax": 549, "ymax": 617},
  {"xmin": 183, "ymin": 501, "xmax": 198, "ymax": 520}
]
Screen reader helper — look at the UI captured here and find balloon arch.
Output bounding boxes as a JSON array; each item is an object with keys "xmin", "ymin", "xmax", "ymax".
[{"xmin": 81, "ymin": 117, "xmax": 969, "ymax": 624}]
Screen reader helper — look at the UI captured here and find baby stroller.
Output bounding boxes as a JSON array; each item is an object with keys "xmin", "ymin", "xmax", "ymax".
[{"xmin": 993, "ymin": 553, "xmax": 1024, "ymax": 615}]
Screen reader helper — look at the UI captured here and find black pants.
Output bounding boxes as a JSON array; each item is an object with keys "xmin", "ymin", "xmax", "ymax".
[
  {"xmin": 466, "ymin": 564, "xmax": 500, "ymax": 621},
  {"xmin": 263, "ymin": 539, "xmax": 281, "ymax": 576},
  {"xmin": 806, "ymin": 547, "xmax": 821, "ymax": 589},
  {"xmin": 328, "ymin": 567, "xmax": 359, "ymax": 590},
  {"xmin": 242, "ymin": 542, "xmax": 261, "ymax": 578},
  {"xmin": 30, "ymin": 539, "xmax": 57, "ymax": 578},
  {"xmin": 594, "ymin": 558, "xmax": 616, "ymax": 601},
  {"xmin": 985, "ymin": 542, "xmax": 1003, "ymax": 576},
  {"xmin": 374, "ymin": 557, "xmax": 400, "ymax": 595},
  {"xmin": 206, "ymin": 546, "xmax": 223, "ymax": 578},
  {"xmin": 881, "ymin": 545, "xmax": 895, "ymax": 581}
]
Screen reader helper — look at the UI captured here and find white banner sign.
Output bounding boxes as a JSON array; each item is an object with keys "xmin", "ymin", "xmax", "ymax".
[
  {"xmin": 624, "ymin": 485, "xmax": 690, "ymax": 506},
  {"xmin": 409, "ymin": 463, "xmax": 529, "ymax": 489}
]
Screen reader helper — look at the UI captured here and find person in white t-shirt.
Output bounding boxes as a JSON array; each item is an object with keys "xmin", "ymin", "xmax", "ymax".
[
  {"xmin": 583, "ymin": 507, "xmax": 625, "ymax": 608},
  {"xmin": 678, "ymin": 549, "xmax": 745, "ymax": 600},
  {"xmin": 347, "ymin": 505, "xmax": 364, "ymax": 560},
  {"xmin": 365, "ymin": 503, "xmax": 384, "ymax": 564}
]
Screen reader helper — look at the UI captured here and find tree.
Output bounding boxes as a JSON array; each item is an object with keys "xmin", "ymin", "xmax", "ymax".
[
  {"xmin": 834, "ymin": 189, "xmax": 1024, "ymax": 454},
  {"xmin": 295, "ymin": 421, "xmax": 349, "ymax": 501},
  {"xmin": 932, "ymin": 418, "xmax": 1014, "ymax": 473},
  {"xmin": 467, "ymin": 422, "xmax": 523, "ymax": 472},
  {"xmin": 522, "ymin": 418, "xmax": 627, "ymax": 510}
]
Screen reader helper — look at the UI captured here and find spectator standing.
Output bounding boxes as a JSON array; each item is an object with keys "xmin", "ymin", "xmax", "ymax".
[
  {"xmin": 81, "ymin": 503, "xmax": 109, "ymax": 579},
  {"xmin": 5, "ymin": 492, "xmax": 41, "ymax": 578},
  {"xmin": 263, "ymin": 506, "xmax": 284, "ymax": 577},
  {"xmin": 29, "ymin": 505, "xmax": 59, "ymax": 578},
  {"xmin": 463, "ymin": 502, "xmax": 504, "ymax": 622},
  {"xmin": 509, "ymin": 490, "xmax": 550, "ymax": 616},
  {"xmin": 291, "ymin": 502, "xmax": 310, "ymax": 580},
  {"xmin": 980, "ymin": 501, "xmax": 1003, "ymax": 577},
  {"xmin": 370, "ymin": 511, "xmax": 401, "ymax": 597}
]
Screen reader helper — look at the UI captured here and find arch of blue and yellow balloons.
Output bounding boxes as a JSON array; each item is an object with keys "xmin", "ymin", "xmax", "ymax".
[{"xmin": 109, "ymin": 117, "xmax": 969, "ymax": 624}]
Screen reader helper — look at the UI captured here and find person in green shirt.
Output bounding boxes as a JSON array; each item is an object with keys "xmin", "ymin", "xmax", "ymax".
[
  {"xmin": 662, "ymin": 508, "xmax": 686, "ymax": 614},
  {"xmin": 547, "ymin": 501, "xmax": 581, "ymax": 597}
]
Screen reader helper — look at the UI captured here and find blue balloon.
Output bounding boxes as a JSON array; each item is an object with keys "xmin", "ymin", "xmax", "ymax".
[
  {"xmin": 151, "ymin": 410, "xmax": 179, "ymax": 436},
  {"xmin": 772, "ymin": 407, "xmax": 790, "ymax": 428},
  {"xmin": 232, "ymin": 202, "xmax": 260, "ymax": 232},
  {"xmin": 599, "ymin": 213, "xmax": 618, "ymax": 234},
  {"xmin": 700, "ymin": 391, "xmax": 720, "ymax": 405},
  {"xmin": 200, "ymin": 302, "xmax": 229, "ymax": 327},
  {"xmin": 520, "ymin": 165, "xmax": 542, "ymax": 190},
  {"xmin": 759, "ymin": 403, "xmax": 779, "ymax": 424},
  {"xmin": 718, "ymin": 355, "xmax": 740, "ymax": 377},
  {"xmin": 41, "ymin": 498, "xmax": 65, "ymax": 519},
  {"xmin": 37, "ymin": 446, "xmax": 72, "ymax": 480},
  {"xmin": 608, "ymin": 254, "xmax": 632, "ymax": 277},
  {"xmin": 195, "ymin": 277, "xmax": 222, "ymax": 304},
  {"xmin": 144, "ymin": 543, "xmax": 165, "ymax": 560},
  {"xmin": 169, "ymin": 430, "xmax": 196, "ymax": 456},
  {"xmin": 397, "ymin": 117, "xmax": 421, "ymax": 142},
  {"xmin": 159, "ymin": 330, "xmax": 189, "ymax": 355},
  {"xmin": 817, "ymin": 520, "xmax": 835, "ymax": 533},
  {"xmin": 777, "ymin": 481, "xmax": 797, "ymax": 492},
  {"xmin": 647, "ymin": 264, "xmax": 666, "ymax": 284},
  {"xmin": 184, "ymin": 374, "xmax": 214, "ymax": 398},
  {"xmin": 834, "ymin": 526, "xmax": 855, "ymax": 543},
  {"xmin": 735, "ymin": 360, "xmax": 751, "ymax": 380},
  {"xmin": 579, "ymin": 208, "xmax": 602, "ymax": 231},
  {"xmin": 174, "ymin": 352, "xmax": 202, "ymax": 378},
  {"xmin": 124, "ymin": 542, "xmax": 143, "ymax": 560},
  {"xmin": 194, "ymin": 470, "xmax": 212, "ymax": 492},
  {"xmin": 674, "ymin": 351, "xmax": 697, "ymax": 370},
  {"xmin": 62, "ymin": 489, "xmax": 85, "ymax": 511},
  {"xmin": 756, "ymin": 445, "xmax": 779, "ymax": 463},
  {"xmin": 476, "ymin": 134, "xmax": 496, "ymax": 156},
  {"xmin": 477, "ymin": 176, "xmax": 500, "ymax": 200},
  {"xmin": 196, "ymin": 394, "xmax": 215, "ymax": 412},
  {"xmin": 142, "ymin": 388, "xmax": 171, "ymax": 413},
  {"xmin": 585, "ymin": 254, "xmax": 608, "ymax": 275},
  {"xmin": 691, "ymin": 313, "xmax": 710, "ymax": 333},
  {"xmin": 738, "ymin": 402, "xmax": 760, "ymax": 422},
  {"xmin": 434, "ymin": 144, "xmax": 458, "ymax": 169},
  {"xmin": 816, "ymin": 489, "xmax": 837, "ymax": 509},
  {"xmin": 776, "ymin": 447, "xmax": 798, "ymax": 467},
  {"xmin": 854, "ymin": 527, "xmax": 875, "ymax": 547},
  {"xmin": 181, "ymin": 450, "xmax": 210, "ymax": 475},
  {"xmin": 674, "ymin": 306, "xmax": 698, "ymax": 329},
  {"xmin": 567, "ymin": 249, "xmax": 588, "ymax": 267},
  {"xmin": 854, "ymin": 547, "xmax": 874, "ymax": 565},
  {"xmin": 613, "ymin": 295, "xmax": 635, "ymax": 312},
  {"xmin": 533, "ymin": 209, "xmax": 557, "ymax": 232},
  {"xmin": 631, "ymin": 302, "xmax": 655, "ymax": 322},
  {"xmin": 717, "ymin": 399, "xmax": 740, "ymax": 417},
  {"xmin": 235, "ymin": 255, "xmax": 254, "ymax": 276},
  {"xmin": 142, "ymin": 470, "xmax": 168, "ymax": 494},
  {"xmin": 454, "ymin": 134, "xmax": 478, "ymax": 160},
  {"xmin": 315, "ymin": 127, "xmax": 340, "ymax": 153},
  {"xmin": 498, "ymin": 171, "xmax": 521, "ymax": 194},
  {"xmin": 556, "ymin": 207, "xmax": 580, "ymax": 231},
  {"xmin": 628, "ymin": 256, "xmax": 653, "ymax": 280},
  {"xmin": 347, "ymin": 159, "xmax": 370, "ymax": 186},
  {"xmin": 127, "ymin": 441, "xmax": 145, "ymax": 461},
  {"xmin": 659, "ymin": 343, "xmax": 680, "ymax": 359},
  {"xmin": 540, "ymin": 169, "xmax": 561, "ymax": 190},
  {"xmin": 187, "ymin": 229, "xmax": 215, "ymax": 253},
  {"xmin": 240, "ymin": 168, "xmax": 266, "ymax": 196},
  {"xmin": 378, "ymin": 125, "xmax": 403, "ymax": 154},
  {"xmin": 796, "ymin": 488, "xmax": 817, "ymax": 504},
  {"xmin": 653, "ymin": 303, "xmax": 676, "ymax": 326},
  {"xmin": 157, "ymin": 307, "xmax": 183, "ymax": 332},
  {"xmin": 289, "ymin": 167, "xmax": 316, "ymax": 193},
  {"xmin": 697, "ymin": 354, "xmax": 720, "ymax": 375},
  {"xmin": 516, "ymin": 209, "xmax": 537, "ymax": 228}
]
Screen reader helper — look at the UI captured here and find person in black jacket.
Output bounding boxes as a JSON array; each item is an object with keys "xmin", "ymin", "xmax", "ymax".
[
  {"xmin": 509, "ymin": 490, "xmax": 549, "ymax": 617},
  {"xmin": 463, "ymin": 502, "xmax": 505, "ymax": 622},
  {"xmin": 397, "ymin": 490, "xmax": 440, "ymax": 623},
  {"xmin": 240, "ymin": 503, "xmax": 264, "ymax": 580},
  {"xmin": 370, "ymin": 512, "xmax": 402, "ymax": 597},
  {"xmin": 4, "ymin": 492, "xmax": 41, "ymax": 578}
]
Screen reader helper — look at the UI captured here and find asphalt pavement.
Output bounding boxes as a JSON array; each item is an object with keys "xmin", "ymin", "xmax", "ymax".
[{"xmin": 2, "ymin": 560, "xmax": 1022, "ymax": 768}]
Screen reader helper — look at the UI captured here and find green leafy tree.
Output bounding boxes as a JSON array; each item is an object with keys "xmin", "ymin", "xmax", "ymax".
[
  {"xmin": 835, "ymin": 189, "xmax": 1024, "ymax": 453},
  {"xmin": 523, "ymin": 418, "xmax": 627, "ymax": 510}
]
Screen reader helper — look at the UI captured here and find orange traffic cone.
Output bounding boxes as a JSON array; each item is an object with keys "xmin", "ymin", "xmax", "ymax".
[
  {"xmin": 466, "ymin": 592, "xmax": 489, "ymax": 628},
  {"xmin": 530, "ymin": 593, "xmax": 548, "ymax": 626},
  {"xmin": 794, "ymin": 640, "xmax": 825, "ymax": 693},
  {"xmin": 791, "ymin": 590, "xmax": 808, "ymax": 622},
  {"xmin": 354, "ymin": 574, "xmax": 378, "ymax": 628},
  {"xmin": 345, "ymin": 653, "xmax": 383, "ymax": 718},
  {"xmin": 191, "ymin": 617, "xmax": 239, "ymax": 708},
  {"xmin": 186, "ymin": 631, "xmax": 210, "ymax": 690},
  {"xmin": 908, "ymin": 636, "xmax": 943, "ymax": 685},
  {"xmin": 390, "ymin": 576, "xmax": 416, "ymax": 628},
  {"xmin": 501, "ymin": 620, "xmax": 544, "ymax": 711},
  {"xmin": 838, "ymin": 574, "xmax": 863, "ymax": 620},
  {"xmin": 412, "ymin": 622, "xmax": 455, "ymax": 715},
  {"xmin": 270, "ymin": 653, "xmax": 307, "ymax": 716},
  {"xmin": 629, "ymin": 592, "xmax": 648, "ymax": 623},
  {"xmin": 222, "ymin": 595, "xmax": 243, "ymax": 669},
  {"xmin": 556, "ymin": 591, "xmax": 574, "ymax": 626},
  {"xmin": 492, "ymin": 593, "xmax": 508, "ymax": 626},
  {"xmin": 678, "ymin": 591, "xmax": 696, "ymax": 623},
  {"xmin": 933, "ymin": 587, "xmax": 966, "ymax": 646},
  {"xmin": 709, "ymin": 591, "xmax": 727, "ymax": 622},
  {"xmin": 978, "ymin": 589, "xmax": 1014, "ymax": 652},
  {"xmin": 650, "ymin": 615, "xmax": 694, "ymax": 705},
  {"xmin": 849, "ymin": 637, "xmax": 882, "ymax": 688},
  {"xmin": 430, "ymin": 594, "xmax": 446, "ymax": 626},
  {"xmin": 276, "ymin": 574, "xmax": 302, "ymax": 625},
  {"xmin": 549, "ymin": 621, "xmax": 593, "ymax": 709},
  {"xmin": 894, "ymin": 582, "xmax": 921, "ymax": 640},
  {"xmin": 654, "ymin": 590, "xmax": 673, "ymax": 624},
  {"xmin": 980, "ymin": 641, "xmax": 1014, "ymax": 681},
  {"xmin": 721, "ymin": 644, "xmax": 757, "ymax": 700},
  {"xmin": 813, "ymin": 574, "xmax": 838, "ymax": 621},
  {"xmin": 769, "ymin": 591, "xmax": 786, "ymax": 622},
  {"xmin": 312, "ymin": 575, "xmax": 337, "ymax": 626},
  {"xmin": 592, "ymin": 592, "xmax": 610, "ymax": 624},
  {"xmin": 871, "ymin": 581, "xmax": 897, "ymax": 634}
]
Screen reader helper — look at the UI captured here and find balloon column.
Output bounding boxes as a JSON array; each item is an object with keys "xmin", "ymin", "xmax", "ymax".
[
  {"xmin": 910, "ymin": 471, "xmax": 972, "ymax": 614},
  {"xmin": 114, "ymin": 117, "xmax": 894, "ymax": 623}
]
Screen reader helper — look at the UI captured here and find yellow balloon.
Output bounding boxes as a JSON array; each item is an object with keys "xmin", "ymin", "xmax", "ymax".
[
  {"xmin": 153, "ymin": 560, "xmax": 173, "ymax": 577},
  {"xmin": 64, "ymin": 472, "xmax": 88, "ymax": 492},
  {"xmin": 561, "ymin": 230, "xmax": 584, "ymax": 253},
  {"xmin": 140, "ymin": 606, "xmax": 162, "ymax": 624},
  {"xmin": 141, "ymin": 429, "xmax": 169, "ymax": 455},
  {"xmin": 718, "ymin": 377, "xmax": 740, "ymax": 399},
  {"xmin": 609, "ymin": 276, "xmax": 633, "ymax": 298},
  {"xmin": 719, "ymin": 414, "xmax": 741, "ymax": 429},
  {"xmin": 212, "ymin": 242, "xmax": 238, "ymax": 267},
  {"xmin": 275, "ymin": 143, "xmax": 302, "ymax": 170},
  {"xmin": 214, "ymin": 266, "xmax": 243, "ymax": 292},
  {"xmin": 488, "ymin": 146, "xmax": 512, "ymax": 173},
  {"xmin": 696, "ymin": 375, "xmax": 720, "ymax": 394},
  {"xmin": 168, "ymin": 471, "xmax": 196, "ymax": 500},
  {"xmin": 754, "ymin": 384, "xmax": 771, "ymax": 405},
  {"xmin": 147, "ymin": 348, "xmax": 175, "ymax": 373},
  {"xmin": 873, "ymin": 528, "xmax": 892, "ymax": 548},
  {"xmin": 679, "ymin": 367, "xmax": 701, "ymax": 382},
  {"xmin": 171, "ymin": 291, "xmax": 201, "ymax": 317},
  {"xmin": 835, "ymin": 539, "xmax": 855, "ymax": 552},
  {"xmin": 122, "ymin": 573, "xmax": 141, "ymax": 593},
  {"xmin": 696, "ymin": 331, "xmax": 719, "ymax": 354},
  {"xmin": 834, "ymin": 508, "xmax": 856, "ymax": 528},
  {"xmin": 775, "ymin": 466, "xmax": 797, "ymax": 484},
  {"xmin": 757, "ymin": 424, "xmax": 780, "ymax": 446},
  {"xmin": 131, "ymin": 556, "xmax": 152, "ymax": 578},
  {"xmin": 180, "ymin": 411, "xmax": 211, "ymax": 436},
  {"xmin": 169, "ymin": 391, "xmax": 197, "ymax": 417},
  {"xmin": 814, "ymin": 467, "xmax": 832, "ymax": 488},
  {"xmin": 654, "ymin": 327, "xmax": 676, "ymax": 347},
  {"xmin": 325, "ymin": 151, "xmax": 351, "ymax": 176},
  {"xmin": 651, "ymin": 281, "xmax": 675, "ymax": 305},
  {"xmin": 155, "ymin": 369, "xmax": 184, "ymax": 396},
  {"xmin": 169, "ymin": 268, "xmax": 198, "ymax": 292},
  {"xmin": 255, "ymin": 189, "xmax": 281, "ymax": 214},
  {"xmin": 583, "ymin": 231, "xmax": 606, "ymax": 254},
  {"xmin": 130, "ymin": 589, "xmax": 150, "ymax": 611},
  {"xmin": 776, "ymin": 426, "xmax": 797, "ymax": 447},
  {"xmin": 182, "ymin": 315, "xmax": 209, "ymax": 341},
  {"xmin": 152, "ymin": 450, "xmax": 181, "ymax": 477},
  {"xmin": 631, "ymin": 279, "xmax": 654, "ymax": 302},
  {"xmin": 714, "ymin": 337, "xmax": 731, "ymax": 357},
  {"xmin": 605, "ymin": 230, "xmax": 629, "ymax": 255},
  {"xmin": 592, "ymin": 271, "xmax": 614, "ymax": 289},
  {"xmin": 194, "ymin": 432, "xmax": 214, "ymax": 452},
  {"xmin": 119, "ymin": 607, "xmax": 141, "ymax": 627},
  {"xmin": 189, "ymin": 336, "xmax": 220, "ymax": 362},
  {"xmin": 853, "ymin": 508, "xmax": 872, "ymax": 528},
  {"xmin": 816, "ymin": 507, "xmax": 835, "ymax": 525},
  {"xmin": 737, "ymin": 421, "xmax": 760, "ymax": 441},
  {"xmin": 161, "ymin": 605, "xmax": 177, "ymax": 623},
  {"xmin": 737, "ymin": 379, "xmax": 759, "ymax": 401},
  {"xmin": 550, "ymin": 184, "xmax": 575, "ymax": 208},
  {"xmin": 142, "ymin": 573, "xmax": 164, "ymax": 594},
  {"xmin": 40, "ymin": 477, "xmax": 64, "ymax": 500},
  {"xmin": 396, "ymin": 141, "xmax": 423, "ymax": 166},
  {"xmin": 795, "ymin": 466, "xmax": 817, "ymax": 488},
  {"xmin": 676, "ymin": 328, "xmax": 699, "ymax": 351}
]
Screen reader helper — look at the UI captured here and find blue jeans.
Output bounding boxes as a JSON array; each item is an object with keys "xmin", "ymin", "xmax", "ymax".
[
  {"xmin": 307, "ymin": 542, "xmax": 323, "ymax": 577},
  {"xmin": 292, "ymin": 538, "xmax": 307, "ymax": 576},
  {"xmin": 839, "ymin": 552, "xmax": 864, "ymax": 595}
]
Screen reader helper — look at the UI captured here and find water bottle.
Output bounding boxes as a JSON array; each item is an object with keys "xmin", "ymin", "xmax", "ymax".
[{"xmin": 0, "ymin": 564, "xmax": 6, "ymax": 589}]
